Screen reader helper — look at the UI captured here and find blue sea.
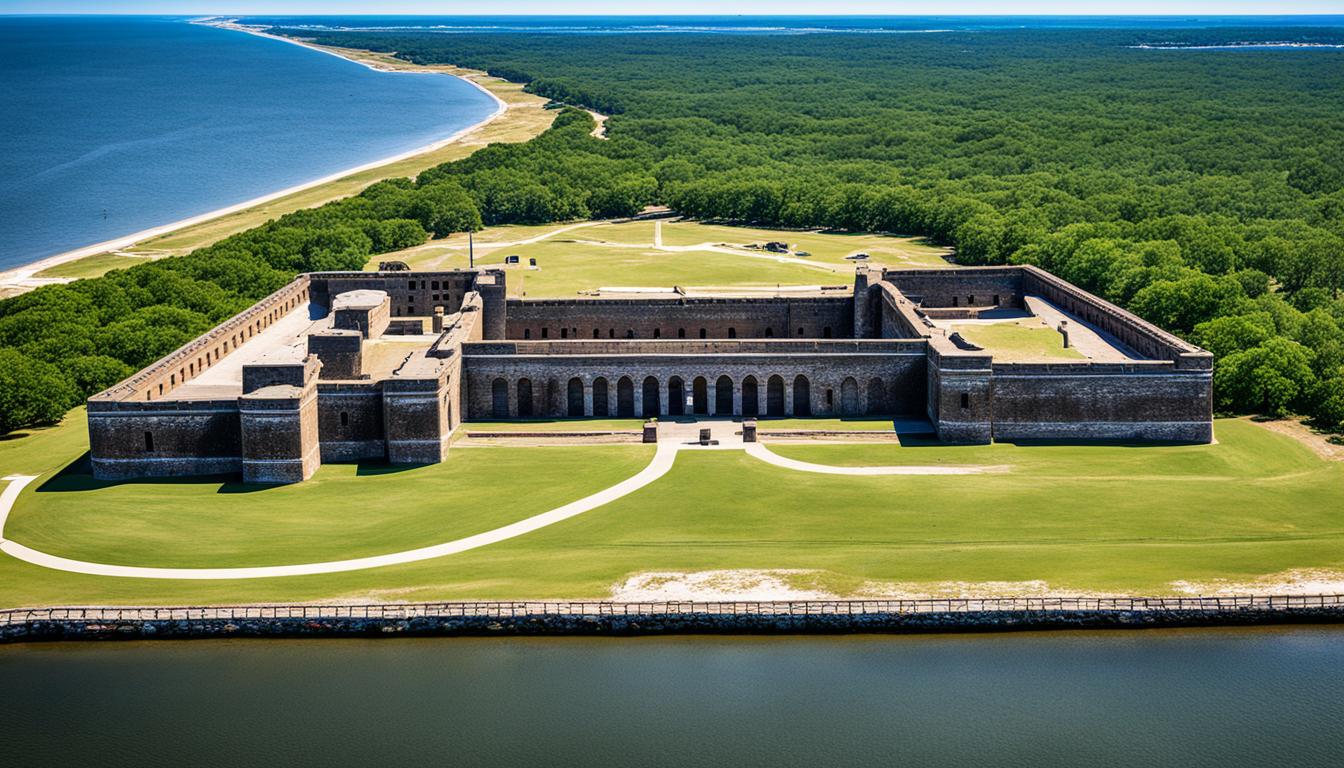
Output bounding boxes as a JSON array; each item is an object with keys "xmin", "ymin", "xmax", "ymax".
[{"xmin": 0, "ymin": 17, "xmax": 498, "ymax": 271}]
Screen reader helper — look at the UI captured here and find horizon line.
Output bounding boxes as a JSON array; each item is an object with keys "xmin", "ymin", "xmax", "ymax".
[{"xmin": 5, "ymin": 12, "xmax": 1344, "ymax": 18}]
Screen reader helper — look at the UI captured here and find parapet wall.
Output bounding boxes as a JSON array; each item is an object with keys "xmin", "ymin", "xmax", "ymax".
[
  {"xmin": 89, "ymin": 275, "xmax": 312, "ymax": 404},
  {"xmin": 505, "ymin": 296, "xmax": 854, "ymax": 340},
  {"xmin": 464, "ymin": 338, "xmax": 926, "ymax": 356},
  {"xmin": 309, "ymin": 269, "xmax": 504, "ymax": 323},
  {"xmin": 883, "ymin": 267, "xmax": 1024, "ymax": 310},
  {"xmin": 1019, "ymin": 266, "xmax": 1211, "ymax": 368}
]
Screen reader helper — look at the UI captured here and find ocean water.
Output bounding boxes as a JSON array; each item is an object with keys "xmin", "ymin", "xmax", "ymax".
[
  {"xmin": 0, "ymin": 17, "xmax": 498, "ymax": 271},
  {"xmin": 243, "ymin": 13, "xmax": 1344, "ymax": 33},
  {"xmin": 3, "ymin": 629, "xmax": 1344, "ymax": 767}
]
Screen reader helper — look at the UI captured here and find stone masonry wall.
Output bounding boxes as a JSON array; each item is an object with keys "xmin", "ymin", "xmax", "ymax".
[{"xmin": 505, "ymin": 296, "xmax": 855, "ymax": 341}]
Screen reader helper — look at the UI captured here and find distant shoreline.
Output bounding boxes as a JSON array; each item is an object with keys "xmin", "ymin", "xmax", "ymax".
[{"xmin": 0, "ymin": 21, "xmax": 506, "ymax": 289}]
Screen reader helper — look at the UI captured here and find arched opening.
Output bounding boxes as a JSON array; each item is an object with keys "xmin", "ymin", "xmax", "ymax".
[
  {"xmin": 653, "ymin": 329, "xmax": 661, "ymax": 339},
  {"xmin": 340, "ymin": 411, "xmax": 349, "ymax": 427},
  {"xmin": 668, "ymin": 376, "xmax": 685, "ymax": 416},
  {"xmin": 592, "ymin": 377, "xmax": 610, "ymax": 417},
  {"xmin": 840, "ymin": 376, "xmax": 860, "ymax": 416},
  {"xmin": 797, "ymin": 327, "xmax": 805, "ymax": 336},
  {"xmin": 593, "ymin": 329, "xmax": 601, "ymax": 338},
  {"xmin": 517, "ymin": 378, "xmax": 534, "ymax": 418},
  {"xmin": 764, "ymin": 328, "xmax": 773, "ymax": 337},
  {"xmin": 692, "ymin": 376, "xmax": 709, "ymax": 415},
  {"xmin": 616, "ymin": 376, "xmax": 635, "ymax": 418},
  {"xmin": 867, "ymin": 377, "xmax": 887, "ymax": 415},
  {"xmin": 523, "ymin": 328, "xmax": 531, "ymax": 339},
  {"xmin": 491, "ymin": 378, "xmax": 509, "ymax": 418},
  {"xmin": 793, "ymin": 375, "xmax": 812, "ymax": 416},
  {"xmin": 143, "ymin": 431, "xmax": 154, "ymax": 452},
  {"xmin": 678, "ymin": 328, "xmax": 686, "ymax": 338},
  {"xmin": 715, "ymin": 375, "xmax": 733, "ymax": 415},
  {"xmin": 766, "ymin": 375, "xmax": 785, "ymax": 416},
  {"xmin": 626, "ymin": 329, "xmax": 635, "ymax": 339},
  {"xmin": 742, "ymin": 376, "xmax": 759, "ymax": 417},
  {"xmin": 728, "ymin": 328, "xmax": 737, "ymax": 338},
  {"xmin": 567, "ymin": 377, "xmax": 584, "ymax": 417},
  {"xmin": 642, "ymin": 376, "xmax": 660, "ymax": 418}
]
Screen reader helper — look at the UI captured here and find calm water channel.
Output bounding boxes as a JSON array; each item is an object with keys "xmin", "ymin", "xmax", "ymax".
[{"xmin": 2, "ymin": 627, "xmax": 1342, "ymax": 766}]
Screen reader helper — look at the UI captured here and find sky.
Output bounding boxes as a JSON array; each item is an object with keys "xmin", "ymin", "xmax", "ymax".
[{"xmin": 3, "ymin": 1, "xmax": 1342, "ymax": 15}]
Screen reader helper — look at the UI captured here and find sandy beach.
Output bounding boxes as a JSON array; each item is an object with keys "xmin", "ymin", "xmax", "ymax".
[{"xmin": 0, "ymin": 20, "xmax": 507, "ymax": 292}]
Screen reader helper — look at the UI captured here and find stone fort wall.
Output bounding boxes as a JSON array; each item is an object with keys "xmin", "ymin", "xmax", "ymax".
[
  {"xmin": 504, "ymin": 295, "xmax": 855, "ymax": 341},
  {"xmin": 461, "ymin": 339, "xmax": 928, "ymax": 420}
]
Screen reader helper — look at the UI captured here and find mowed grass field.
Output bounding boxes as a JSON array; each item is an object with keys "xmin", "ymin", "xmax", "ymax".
[
  {"xmin": 1, "ymin": 412, "xmax": 1342, "ymax": 607},
  {"xmin": 375, "ymin": 219, "xmax": 950, "ymax": 298},
  {"xmin": 951, "ymin": 320, "xmax": 1085, "ymax": 361}
]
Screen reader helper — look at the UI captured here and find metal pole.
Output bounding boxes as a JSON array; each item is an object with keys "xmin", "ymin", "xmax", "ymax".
[{"xmin": 469, "ymin": 231, "xmax": 474, "ymax": 269}]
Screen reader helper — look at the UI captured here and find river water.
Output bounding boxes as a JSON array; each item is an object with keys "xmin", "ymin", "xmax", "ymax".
[
  {"xmin": 2, "ymin": 627, "xmax": 1341, "ymax": 766},
  {"xmin": 0, "ymin": 16, "xmax": 498, "ymax": 271}
]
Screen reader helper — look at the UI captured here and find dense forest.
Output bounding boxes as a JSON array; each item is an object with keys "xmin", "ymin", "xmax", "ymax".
[{"xmin": 2, "ymin": 26, "xmax": 1343, "ymax": 432}]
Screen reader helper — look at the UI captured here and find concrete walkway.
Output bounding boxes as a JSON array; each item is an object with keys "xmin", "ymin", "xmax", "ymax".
[
  {"xmin": 744, "ymin": 443, "xmax": 995, "ymax": 475},
  {"xmin": 0, "ymin": 424, "xmax": 1001, "ymax": 580}
]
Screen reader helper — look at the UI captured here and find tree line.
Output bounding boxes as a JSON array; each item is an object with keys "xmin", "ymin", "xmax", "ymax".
[{"xmin": 2, "ymin": 26, "xmax": 1342, "ymax": 431}]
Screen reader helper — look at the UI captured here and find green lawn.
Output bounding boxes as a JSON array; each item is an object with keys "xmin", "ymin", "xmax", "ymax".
[
  {"xmin": 34, "ymin": 252, "xmax": 154, "ymax": 279},
  {"xmin": 1, "ymin": 414, "xmax": 1342, "ymax": 607},
  {"xmin": 657, "ymin": 222, "xmax": 950, "ymax": 267},
  {"xmin": 497, "ymin": 242, "xmax": 844, "ymax": 298},
  {"xmin": 756, "ymin": 417, "xmax": 904, "ymax": 432},
  {"xmin": 372, "ymin": 219, "xmax": 952, "ymax": 298},
  {"xmin": 463, "ymin": 419, "xmax": 647, "ymax": 432},
  {"xmin": 5, "ymin": 443, "xmax": 652, "ymax": 569},
  {"xmin": 951, "ymin": 320, "xmax": 1084, "ymax": 361}
]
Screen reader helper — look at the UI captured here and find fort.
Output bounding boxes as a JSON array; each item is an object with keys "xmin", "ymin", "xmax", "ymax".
[{"xmin": 86, "ymin": 264, "xmax": 1213, "ymax": 483}]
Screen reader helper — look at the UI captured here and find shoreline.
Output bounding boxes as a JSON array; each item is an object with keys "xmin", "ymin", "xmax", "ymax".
[
  {"xmin": 4, "ymin": 597, "xmax": 1344, "ymax": 643},
  {"xmin": 0, "ymin": 21, "xmax": 507, "ymax": 289}
]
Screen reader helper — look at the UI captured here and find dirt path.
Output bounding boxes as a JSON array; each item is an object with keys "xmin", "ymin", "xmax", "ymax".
[{"xmin": 1247, "ymin": 416, "xmax": 1344, "ymax": 462}]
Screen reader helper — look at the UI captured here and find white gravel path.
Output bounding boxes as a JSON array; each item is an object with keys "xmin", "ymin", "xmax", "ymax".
[{"xmin": 0, "ymin": 426, "xmax": 998, "ymax": 580}]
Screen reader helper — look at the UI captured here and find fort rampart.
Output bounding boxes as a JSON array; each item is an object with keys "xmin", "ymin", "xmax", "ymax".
[{"xmin": 84, "ymin": 263, "xmax": 1215, "ymax": 483}]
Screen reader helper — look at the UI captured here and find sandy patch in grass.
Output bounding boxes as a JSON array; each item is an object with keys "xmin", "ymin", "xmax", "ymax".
[
  {"xmin": 1171, "ymin": 569, "xmax": 1344, "ymax": 596},
  {"xmin": 1246, "ymin": 417, "xmax": 1344, "ymax": 462},
  {"xmin": 610, "ymin": 569, "xmax": 1118, "ymax": 601}
]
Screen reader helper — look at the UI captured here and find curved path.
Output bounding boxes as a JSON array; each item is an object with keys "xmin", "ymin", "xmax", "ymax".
[
  {"xmin": 0, "ymin": 434, "xmax": 999, "ymax": 580},
  {"xmin": 0, "ymin": 444, "xmax": 676, "ymax": 580},
  {"xmin": 744, "ymin": 443, "xmax": 996, "ymax": 475}
]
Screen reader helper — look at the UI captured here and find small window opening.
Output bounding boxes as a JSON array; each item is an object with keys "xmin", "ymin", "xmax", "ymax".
[
  {"xmin": 523, "ymin": 329, "xmax": 531, "ymax": 339},
  {"xmin": 960, "ymin": 393, "xmax": 970, "ymax": 409},
  {"xmin": 678, "ymin": 328, "xmax": 686, "ymax": 338},
  {"xmin": 823, "ymin": 327, "xmax": 832, "ymax": 338},
  {"xmin": 340, "ymin": 411, "xmax": 349, "ymax": 427},
  {"xmin": 541, "ymin": 328, "xmax": 548, "ymax": 339},
  {"xmin": 728, "ymin": 328, "xmax": 737, "ymax": 338},
  {"xmin": 654, "ymin": 329, "xmax": 661, "ymax": 338},
  {"xmin": 826, "ymin": 389, "xmax": 834, "ymax": 407},
  {"xmin": 561, "ymin": 328, "xmax": 568, "ymax": 339},
  {"xmin": 144, "ymin": 431, "xmax": 154, "ymax": 452},
  {"xmin": 699, "ymin": 329, "xmax": 707, "ymax": 339}
]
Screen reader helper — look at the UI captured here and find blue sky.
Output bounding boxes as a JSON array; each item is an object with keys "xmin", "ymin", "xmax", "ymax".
[{"xmin": 4, "ymin": 1, "xmax": 1342, "ymax": 15}]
